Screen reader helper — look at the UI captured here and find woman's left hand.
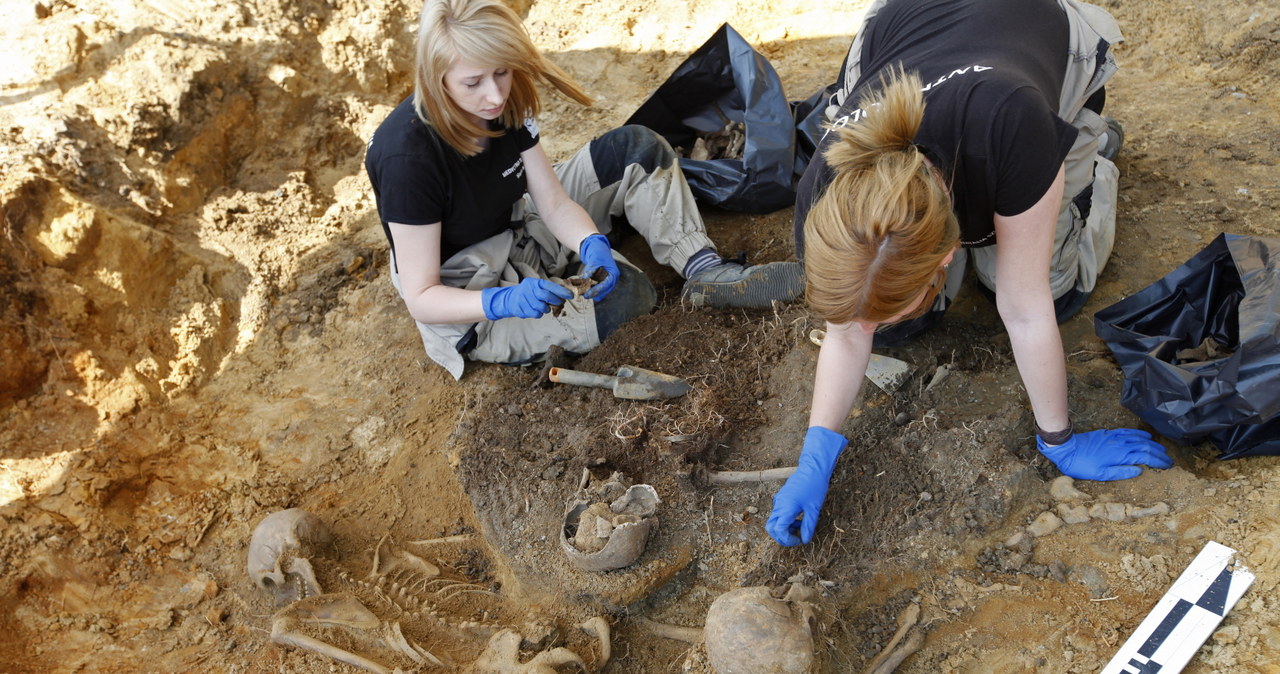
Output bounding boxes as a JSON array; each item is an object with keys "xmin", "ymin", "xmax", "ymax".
[
  {"xmin": 578, "ymin": 234, "xmax": 619, "ymax": 300},
  {"xmin": 1037, "ymin": 428, "xmax": 1173, "ymax": 481}
]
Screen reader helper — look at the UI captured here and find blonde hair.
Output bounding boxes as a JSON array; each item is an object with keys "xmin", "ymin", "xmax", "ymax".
[
  {"xmin": 414, "ymin": 0, "xmax": 593, "ymax": 156},
  {"xmin": 803, "ymin": 69, "xmax": 959, "ymax": 325}
]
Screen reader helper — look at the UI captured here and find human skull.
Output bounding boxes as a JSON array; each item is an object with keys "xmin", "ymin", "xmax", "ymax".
[
  {"xmin": 560, "ymin": 483, "xmax": 659, "ymax": 572},
  {"xmin": 247, "ymin": 508, "xmax": 333, "ymax": 606},
  {"xmin": 703, "ymin": 584, "xmax": 819, "ymax": 674}
]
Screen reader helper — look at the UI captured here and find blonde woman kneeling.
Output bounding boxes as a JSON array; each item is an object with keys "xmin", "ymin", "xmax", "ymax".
[{"xmin": 767, "ymin": 0, "xmax": 1172, "ymax": 547}]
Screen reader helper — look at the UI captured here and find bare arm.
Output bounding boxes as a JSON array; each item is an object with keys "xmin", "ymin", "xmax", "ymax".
[
  {"xmin": 388, "ymin": 221, "xmax": 488, "ymax": 325},
  {"xmin": 992, "ymin": 164, "xmax": 1070, "ymax": 433},
  {"xmin": 521, "ymin": 143, "xmax": 601, "ymax": 251},
  {"xmin": 767, "ymin": 318, "xmax": 871, "ymax": 546},
  {"xmin": 391, "ymin": 143, "xmax": 595, "ymax": 326},
  {"xmin": 808, "ymin": 320, "xmax": 877, "ymax": 431}
]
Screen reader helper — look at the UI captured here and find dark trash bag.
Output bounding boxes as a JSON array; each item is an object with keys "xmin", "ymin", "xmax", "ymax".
[
  {"xmin": 1094, "ymin": 233, "xmax": 1280, "ymax": 459},
  {"xmin": 624, "ymin": 23, "xmax": 796, "ymax": 213},
  {"xmin": 791, "ymin": 81, "xmax": 838, "ymax": 182}
]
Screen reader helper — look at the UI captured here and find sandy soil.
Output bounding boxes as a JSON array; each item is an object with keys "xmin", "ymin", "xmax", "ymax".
[{"xmin": 2, "ymin": 0, "xmax": 1279, "ymax": 671}]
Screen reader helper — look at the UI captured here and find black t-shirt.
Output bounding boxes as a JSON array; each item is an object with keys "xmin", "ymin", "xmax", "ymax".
[
  {"xmin": 365, "ymin": 96, "xmax": 540, "ymax": 265},
  {"xmin": 795, "ymin": 0, "xmax": 1077, "ymax": 256}
]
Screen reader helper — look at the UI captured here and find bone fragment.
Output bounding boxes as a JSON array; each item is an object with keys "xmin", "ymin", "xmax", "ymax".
[
  {"xmin": 924, "ymin": 364, "xmax": 952, "ymax": 392},
  {"xmin": 271, "ymin": 628, "xmax": 393, "ymax": 674},
  {"xmin": 863, "ymin": 602, "xmax": 920, "ymax": 674},
  {"xmin": 867, "ymin": 628, "xmax": 923, "ymax": 674},
  {"xmin": 412, "ymin": 641, "xmax": 448, "ymax": 668},
  {"xmin": 783, "ymin": 583, "xmax": 819, "ymax": 604},
  {"xmin": 609, "ymin": 484, "xmax": 660, "ymax": 516},
  {"xmin": 470, "ymin": 629, "xmax": 586, "ymax": 672},
  {"xmin": 394, "ymin": 549, "xmax": 441, "ymax": 577},
  {"xmin": 526, "ymin": 647, "xmax": 588, "ymax": 672},
  {"xmin": 383, "ymin": 621, "xmax": 424, "ymax": 664},
  {"xmin": 689, "ymin": 137, "xmax": 711, "ymax": 161},
  {"xmin": 708, "ymin": 467, "xmax": 797, "ymax": 484},
  {"xmin": 634, "ymin": 616, "xmax": 704, "ymax": 644},
  {"xmin": 383, "ymin": 621, "xmax": 444, "ymax": 667},
  {"xmin": 578, "ymin": 616, "xmax": 612, "ymax": 668},
  {"xmin": 409, "ymin": 533, "xmax": 477, "ymax": 546},
  {"xmin": 290, "ymin": 594, "xmax": 381, "ymax": 630},
  {"xmin": 369, "ymin": 533, "xmax": 391, "ymax": 579},
  {"xmin": 573, "ymin": 502, "xmax": 615, "ymax": 553}
]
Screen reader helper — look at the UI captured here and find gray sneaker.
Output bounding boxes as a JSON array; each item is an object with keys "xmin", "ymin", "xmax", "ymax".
[
  {"xmin": 1099, "ymin": 117, "xmax": 1124, "ymax": 162},
  {"xmin": 682, "ymin": 261, "xmax": 805, "ymax": 308}
]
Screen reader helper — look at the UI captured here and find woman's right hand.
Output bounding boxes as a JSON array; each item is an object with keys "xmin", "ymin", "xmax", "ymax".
[
  {"xmin": 481, "ymin": 278, "xmax": 573, "ymax": 320},
  {"xmin": 765, "ymin": 426, "xmax": 849, "ymax": 546}
]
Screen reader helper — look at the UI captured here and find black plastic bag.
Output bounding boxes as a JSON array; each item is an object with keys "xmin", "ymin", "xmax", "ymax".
[
  {"xmin": 1094, "ymin": 233, "xmax": 1280, "ymax": 459},
  {"xmin": 790, "ymin": 82, "xmax": 838, "ymax": 183},
  {"xmin": 625, "ymin": 24, "xmax": 795, "ymax": 213}
]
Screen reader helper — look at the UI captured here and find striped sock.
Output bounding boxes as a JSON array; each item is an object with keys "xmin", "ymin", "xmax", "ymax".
[{"xmin": 682, "ymin": 247, "xmax": 723, "ymax": 279}]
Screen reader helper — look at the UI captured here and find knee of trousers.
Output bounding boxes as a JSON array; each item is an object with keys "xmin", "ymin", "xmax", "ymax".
[{"xmin": 588, "ymin": 125, "xmax": 677, "ymax": 185}]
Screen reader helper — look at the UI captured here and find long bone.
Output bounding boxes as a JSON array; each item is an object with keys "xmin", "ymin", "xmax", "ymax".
[
  {"xmin": 864, "ymin": 602, "xmax": 924, "ymax": 674},
  {"xmin": 270, "ymin": 594, "xmax": 392, "ymax": 674}
]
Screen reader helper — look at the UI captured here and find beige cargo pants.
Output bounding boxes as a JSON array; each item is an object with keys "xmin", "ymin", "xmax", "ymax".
[{"xmin": 392, "ymin": 125, "xmax": 714, "ymax": 379}]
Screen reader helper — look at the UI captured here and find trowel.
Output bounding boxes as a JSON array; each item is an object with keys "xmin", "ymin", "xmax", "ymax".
[
  {"xmin": 808, "ymin": 329, "xmax": 913, "ymax": 393},
  {"xmin": 548, "ymin": 365, "xmax": 692, "ymax": 401}
]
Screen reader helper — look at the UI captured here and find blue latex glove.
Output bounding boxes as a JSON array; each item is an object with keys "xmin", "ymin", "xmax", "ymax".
[
  {"xmin": 766, "ymin": 426, "xmax": 848, "ymax": 546},
  {"xmin": 1037, "ymin": 428, "xmax": 1173, "ymax": 481},
  {"xmin": 480, "ymin": 278, "xmax": 573, "ymax": 320},
  {"xmin": 578, "ymin": 234, "xmax": 620, "ymax": 300}
]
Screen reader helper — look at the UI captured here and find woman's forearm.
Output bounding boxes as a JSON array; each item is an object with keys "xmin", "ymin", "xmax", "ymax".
[
  {"xmin": 808, "ymin": 322, "xmax": 876, "ymax": 431},
  {"xmin": 522, "ymin": 144, "xmax": 600, "ymax": 252},
  {"xmin": 541, "ymin": 197, "xmax": 600, "ymax": 253},
  {"xmin": 402, "ymin": 283, "xmax": 488, "ymax": 325},
  {"xmin": 992, "ymin": 165, "xmax": 1070, "ymax": 434},
  {"xmin": 1005, "ymin": 313, "xmax": 1070, "ymax": 433},
  {"xmin": 387, "ymin": 222, "xmax": 490, "ymax": 325}
]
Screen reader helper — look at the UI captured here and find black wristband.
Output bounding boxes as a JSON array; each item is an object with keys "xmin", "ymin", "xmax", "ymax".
[{"xmin": 1036, "ymin": 420, "xmax": 1074, "ymax": 446}]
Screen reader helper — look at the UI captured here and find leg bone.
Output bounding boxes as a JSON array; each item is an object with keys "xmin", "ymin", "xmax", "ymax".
[
  {"xmin": 271, "ymin": 608, "xmax": 392, "ymax": 674},
  {"xmin": 864, "ymin": 602, "xmax": 921, "ymax": 674},
  {"xmin": 634, "ymin": 616, "xmax": 703, "ymax": 644}
]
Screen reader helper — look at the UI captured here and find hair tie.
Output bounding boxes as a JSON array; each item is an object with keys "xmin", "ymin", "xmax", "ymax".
[{"xmin": 1036, "ymin": 420, "xmax": 1074, "ymax": 446}]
